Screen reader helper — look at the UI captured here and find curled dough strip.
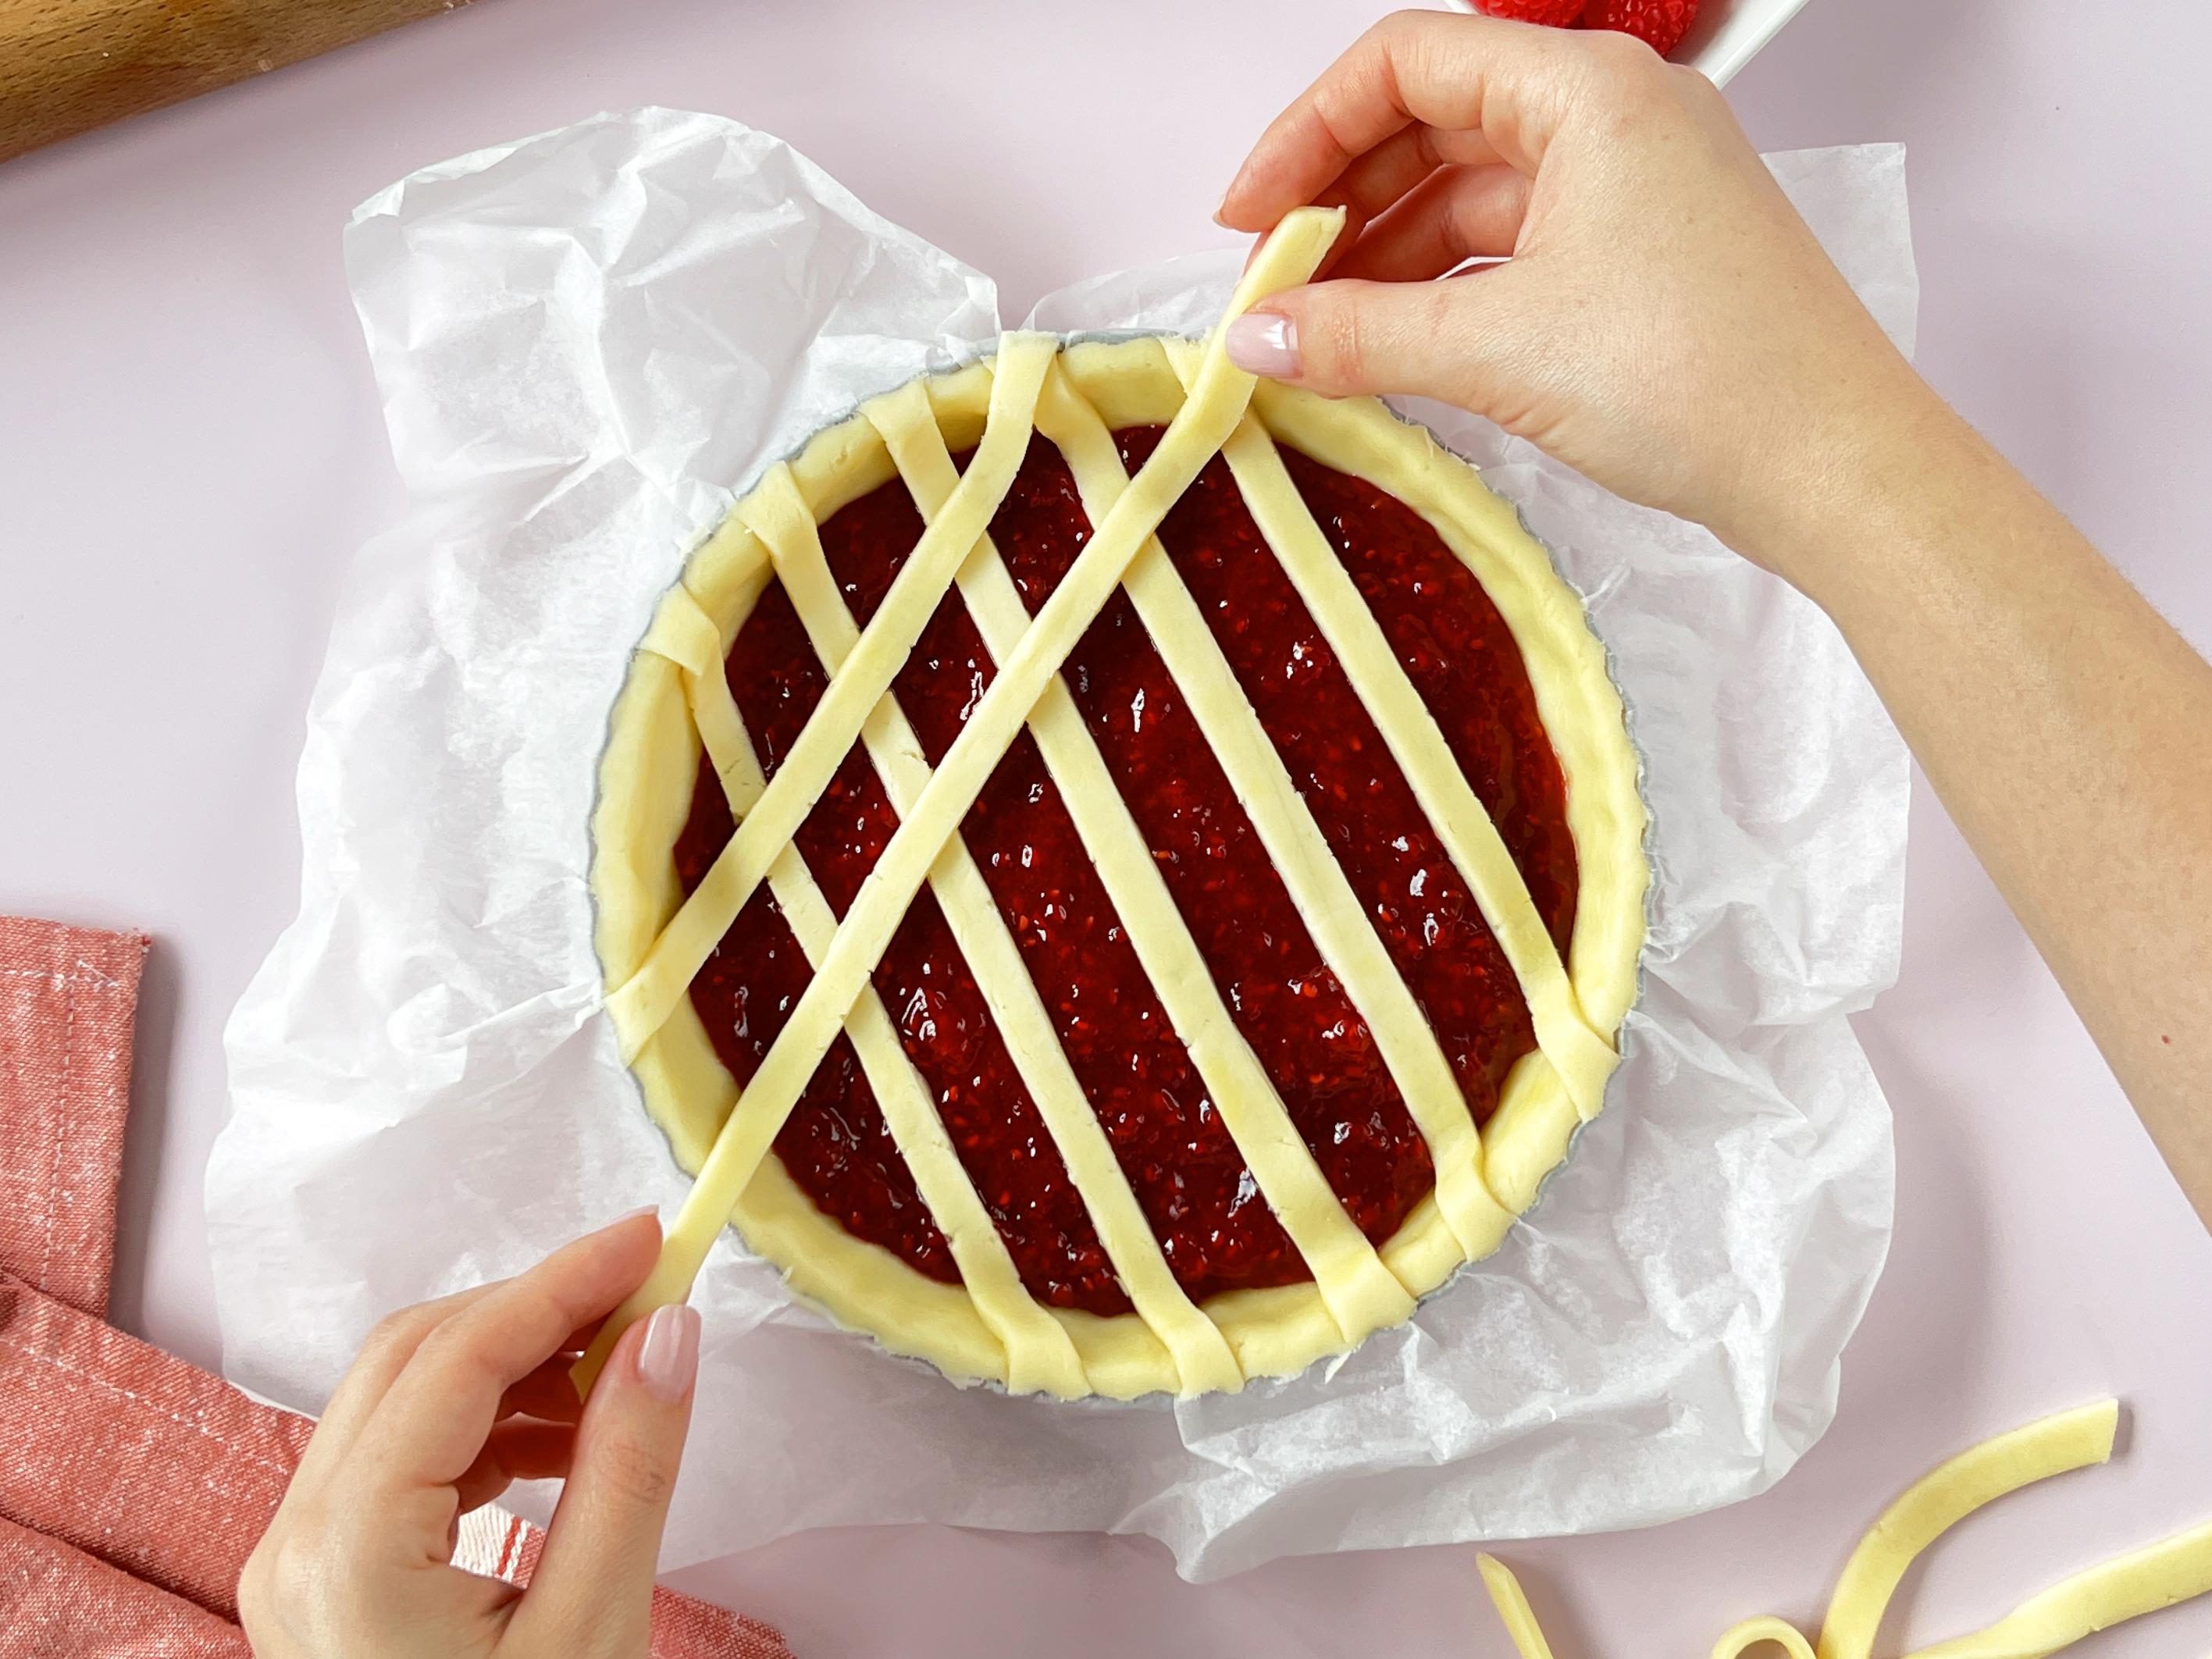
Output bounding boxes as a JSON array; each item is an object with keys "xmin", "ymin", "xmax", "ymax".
[
  {"xmin": 1476, "ymin": 1402, "xmax": 2212, "ymax": 1659},
  {"xmin": 1903, "ymin": 1518, "xmax": 2212, "ymax": 1659},
  {"xmin": 1815, "ymin": 1401, "xmax": 2120, "ymax": 1659}
]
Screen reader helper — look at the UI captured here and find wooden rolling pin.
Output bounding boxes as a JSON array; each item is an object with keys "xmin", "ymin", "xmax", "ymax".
[{"xmin": 0, "ymin": 0, "xmax": 479, "ymax": 164}]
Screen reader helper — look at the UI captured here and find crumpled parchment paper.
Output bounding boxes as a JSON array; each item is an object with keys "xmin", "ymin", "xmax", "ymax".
[{"xmin": 212, "ymin": 111, "xmax": 1911, "ymax": 1582}]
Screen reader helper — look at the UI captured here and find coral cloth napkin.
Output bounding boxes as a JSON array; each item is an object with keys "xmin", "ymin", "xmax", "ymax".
[{"xmin": 0, "ymin": 915, "xmax": 791, "ymax": 1657}]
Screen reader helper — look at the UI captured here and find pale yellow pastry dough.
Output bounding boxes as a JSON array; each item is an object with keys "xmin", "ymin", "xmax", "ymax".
[
  {"xmin": 577, "ymin": 204, "xmax": 1648, "ymax": 1397},
  {"xmin": 1906, "ymin": 1519, "xmax": 2212, "ymax": 1659},
  {"xmin": 1475, "ymin": 1401, "xmax": 2212, "ymax": 1659},
  {"xmin": 741, "ymin": 444, "xmax": 1240, "ymax": 1397},
  {"xmin": 1480, "ymin": 1554, "xmax": 1564, "ymax": 1659},
  {"xmin": 1813, "ymin": 1401, "xmax": 2121, "ymax": 1659},
  {"xmin": 1035, "ymin": 352, "xmax": 1515, "ymax": 1268}
]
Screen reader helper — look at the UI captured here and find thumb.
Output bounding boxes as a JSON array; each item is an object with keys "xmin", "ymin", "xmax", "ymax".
[
  {"xmin": 1224, "ymin": 274, "xmax": 1527, "ymax": 410},
  {"xmin": 511, "ymin": 1303, "xmax": 700, "ymax": 1653}
]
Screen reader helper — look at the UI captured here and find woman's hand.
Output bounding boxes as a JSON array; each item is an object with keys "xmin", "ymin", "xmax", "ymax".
[
  {"xmin": 1216, "ymin": 10, "xmax": 1940, "ymax": 577},
  {"xmin": 1223, "ymin": 12, "xmax": 2212, "ymax": 1231},
  {"xmin": 240, "ymin": 1213, "xmax": 700, "ymax": 1658}
]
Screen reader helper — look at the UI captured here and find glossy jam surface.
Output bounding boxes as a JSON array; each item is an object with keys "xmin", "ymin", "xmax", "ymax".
[{"xmin": 674, "ymin": 428, "xmax": 1576, "ymax": 1313}]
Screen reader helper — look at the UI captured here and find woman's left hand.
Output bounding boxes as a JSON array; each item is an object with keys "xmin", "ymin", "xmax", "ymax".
[{"xmin": 240, "ymin": 1212, "xmax": 699, "ymax": 1658}]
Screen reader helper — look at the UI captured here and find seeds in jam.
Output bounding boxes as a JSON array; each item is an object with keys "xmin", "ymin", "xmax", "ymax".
[{"xmin": 674, "ymin": 426, "xmax": 1576, "ymax": 1312}]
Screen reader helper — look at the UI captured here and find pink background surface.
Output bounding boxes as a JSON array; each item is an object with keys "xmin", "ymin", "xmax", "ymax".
[{"xmin": 3, "ymin": 2, "xmax": 2209, "ymax": 1654}]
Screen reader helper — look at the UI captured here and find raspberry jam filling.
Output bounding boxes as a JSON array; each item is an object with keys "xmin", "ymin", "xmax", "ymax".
[{"xmin": 674, "ymin": 429, "xmax": 1576, "ymax": 1316}]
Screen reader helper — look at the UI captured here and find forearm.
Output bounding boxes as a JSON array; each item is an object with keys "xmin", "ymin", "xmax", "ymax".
[{"xmin": 1759, "ymin": 403, "xmax": 2212, "ymax": 1226}]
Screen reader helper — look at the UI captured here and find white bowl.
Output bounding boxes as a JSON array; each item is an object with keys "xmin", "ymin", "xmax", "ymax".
[
  {"xmin": 1439, "ymin": 0, "xmax": 1815, "ymax": 87},
  {"xmin": 1674, "ymin": 0, "xmax": 1815, "ymax": 85}
]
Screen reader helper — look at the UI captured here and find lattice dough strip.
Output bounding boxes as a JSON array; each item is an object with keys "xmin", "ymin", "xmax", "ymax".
[
  {"xmin": 1031, "ymin": 359, "xmax": 1516, "ymax": 1262},
  {"xmin": 739, "ymin": 465, "xmax": 1243, "ymax": 1396},
  {"xmin": 1248, "ymin": 380, "xmax": 1647, "ymax": 1053},
  {"xmin": 863, "ymin": 376, "xmax": 1406, "ymax": 1358},
  {"xmin": 613, "ymin": 582, "xmax": 1088, "ymax": 1398},
  {"xmin": 600, "ymin": 335, "xmax": 1060, "ymax": 1061},
  {"xmin": 581, "ymin": 208, "xmax": 1363, "ymax": 1372},
  {"xmin": 635, "ymin": 572, "xmax": 732, "ymax": 676},
  {"xmin": 1194, "ymin": 389, "xmax": 1619, "ymax": 1119}
]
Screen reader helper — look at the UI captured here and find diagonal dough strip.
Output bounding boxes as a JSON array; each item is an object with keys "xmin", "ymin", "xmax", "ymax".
[
  {"xmin": 600, "ymin": 334, "xmax": 1059, "ymax": 1062},
  {"xmin": 742, "ymin": 459, "xmax": 1234, "ymax": 1395},
  {"xmin": 867, "ymin": 373, "xmax": 1402, "ymax": 1383},
  {"xmin": 1904, "ymin": 1518, "xmax": 2212, "ymax": 1659},
  {"xmin": 578, "ymin": 207, "xmax": 1348, "ymax": 1387},
  {"xmin": 1195, "ymin": 392, "xmax": 1619, "ymax": 1120},
  {"xmin": 686, "ymin": 585, "xmax": 1089, "ymax": 1397},
  {"xmin": 1026, "ymin": 359, "xmax": 1502, "ymax": 1276}
]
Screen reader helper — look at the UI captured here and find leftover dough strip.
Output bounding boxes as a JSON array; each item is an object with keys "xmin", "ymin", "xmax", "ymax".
[
  {"xmin": 1187, "ymin": 384, "xmax": 1619, "ymax": 1121},
  {"xmin": 583, "ymin": 208, "xmax": 1355, "ymax": 1383},
  {"xmin": 1812, "ymin": 1401, "xmax": 2121, "ymax": 1659},
  {"xmin": 1477, "ymin": 1554, "xmax": 1562, "ymax": 1659},
  {"xmin": 628, "ymin": 577, "xmax": 1086, "ymax": 1397},
  {"xmin": 1902, "ymin": 1520, "xmax": 2212, "ymax": 1659},
  {"xmin": 1471, "ymin": 1401, "xmax": 2212, "ymax": 1659},
  {"xmin": 1031, "ymin": 358, "xmax": 1516, "ymax": 1262},
  {"xmin": 1248, "ymin": 379, "xmax": 1648, "ymax": 1053},
  {"xmin": 739, "ymin": 460, "xmax": 1242, "ymax": 1396}
]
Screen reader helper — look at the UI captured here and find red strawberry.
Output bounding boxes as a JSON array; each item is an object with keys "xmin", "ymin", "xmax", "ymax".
[
  {"xmin": 1580, "ymin": 0, "xmax": 1701, "ymax": 56},
  {"xmin": 1471, "ymin": 0, "xmax": 1587, "ymax": 26}
]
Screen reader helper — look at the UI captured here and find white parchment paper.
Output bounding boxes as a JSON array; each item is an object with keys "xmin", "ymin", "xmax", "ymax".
[{"xmin": 212, "ymin": 111, "xmax": 1911, "ymax": 1582}]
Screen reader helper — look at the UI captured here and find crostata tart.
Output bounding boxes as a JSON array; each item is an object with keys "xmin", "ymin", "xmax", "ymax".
[{"xmin": 584, "ymin": 210, "xmax": 1647, "ymax": 1399}]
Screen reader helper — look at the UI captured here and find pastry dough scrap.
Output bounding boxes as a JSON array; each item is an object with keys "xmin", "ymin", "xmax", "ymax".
[
  {"xmin": 1480, "ymin": 1554, "xmax": 1565, "ymax": 1659},
  {"xmin": 1905, "ymin": 1518, "xmax": 2212, "ymax": 1659},
  {"xmin": 1816, "ymin": 1401, "xmax": 2120, "ymax": 1659},
  {"xmin": 1474, "ymin": 1401, "xmax": 2212, "ymax": 1659}
]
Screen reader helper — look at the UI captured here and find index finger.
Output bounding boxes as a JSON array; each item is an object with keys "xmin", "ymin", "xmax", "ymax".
[
  {"xmin": 1218, "ymin": 10, "xmax": 1591, "ymax": 232},
  {"xmin": 283, "ymin": 1281, "xmax": 500, "ymax": 1504},
  {"xmin": 350, "ymin": 1214, "xmax": 664, "ymax": 1501}
]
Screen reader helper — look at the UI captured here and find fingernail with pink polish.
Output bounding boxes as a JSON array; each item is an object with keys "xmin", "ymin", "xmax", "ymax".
[
  {"xmin": 636, "ymin": 1304, "xmax": 700, "ymax": 1403},
  {"xmin": 1225, "ymin": 312, "xmax": 1300, "ymax": 378}
]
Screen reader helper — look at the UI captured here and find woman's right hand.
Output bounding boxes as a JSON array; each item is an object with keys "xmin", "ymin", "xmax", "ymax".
[
  {"xmin": 1216, "ymin": 11, "xmax": 1943, "ymax": 585},
  {"xmin": 1219, "ymin": 12, "xmax": 2212, "ymax": 1232}
]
